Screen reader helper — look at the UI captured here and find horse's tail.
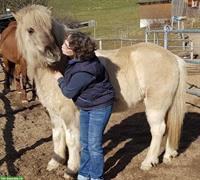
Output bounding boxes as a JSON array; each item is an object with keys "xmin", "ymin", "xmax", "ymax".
[{"xmin": 166, "ymin": 56, "xmax": 186, "ymax": 150}]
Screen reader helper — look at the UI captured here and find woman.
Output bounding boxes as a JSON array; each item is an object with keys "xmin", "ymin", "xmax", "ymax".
[{"xmin": 54, "ymin": 31, "xmax": 114, "ymax": 180}]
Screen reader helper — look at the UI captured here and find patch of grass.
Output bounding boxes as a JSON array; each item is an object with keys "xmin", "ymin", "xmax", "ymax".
[{"xmin": 48, "ymin": 0, "xmax": 142, "ymax": 38}]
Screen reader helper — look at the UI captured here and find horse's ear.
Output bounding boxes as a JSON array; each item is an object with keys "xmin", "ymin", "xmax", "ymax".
[
  {"xmin": 48, "ymin": 6, "xmax": 53, "ymax": 14},
  {"xmin": 12, "ymin": 12, "xmax": 20, "ymax": 22},
  {"xmin": 49, "ymin": 6, "xmax": 53, "ymax": 11}
]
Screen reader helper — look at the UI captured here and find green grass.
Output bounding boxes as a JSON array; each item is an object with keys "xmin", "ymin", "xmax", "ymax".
[{"xmin": 48, "ymin": 0, "xmax": 142, "ymax": 38}]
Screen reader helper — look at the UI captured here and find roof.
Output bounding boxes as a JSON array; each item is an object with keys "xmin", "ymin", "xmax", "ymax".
[
  {"xmin": 0, "ymin": 13, "xmax": 13, "ymax": 21},
  {"xmin": 138, "ymin": 0, "xmax": 171, "ymax": 4},
  {"xmin": 0, "ymin": 13, "xmax": 15, "ymax": 33},
  {"xmin": 139, "ymin": 3, "xmax": 171, "ymax": 19}
]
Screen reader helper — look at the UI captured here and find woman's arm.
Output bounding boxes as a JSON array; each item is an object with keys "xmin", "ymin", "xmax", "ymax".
[{"xmin": 57, "ymin": 72, "xmax": 95, "ymax": 99}]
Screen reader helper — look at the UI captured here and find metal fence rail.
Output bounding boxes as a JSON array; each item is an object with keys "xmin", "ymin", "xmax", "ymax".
[
  {"xmin": 186, "ymin": 84, "xmax": 200, "ymax": 97},
  {"xmin": 95, "ymin": 38, "xmax": 144, "ymax": 50},
  {"xmin": 145, "ymin": 26, "xmax": 200, "ymax": 59}
]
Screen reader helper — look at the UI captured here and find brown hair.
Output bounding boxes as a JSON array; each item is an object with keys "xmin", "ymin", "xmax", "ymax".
[{"xmin": 65, "ymin": 31, "xmax": 97, "ymax": 60}]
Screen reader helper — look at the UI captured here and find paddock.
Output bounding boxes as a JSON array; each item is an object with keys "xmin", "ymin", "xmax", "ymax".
[
  {"xmin": 0, "ymin": 6, "xmax": 199, "ymax": 177},
  {"xmin": 0, "ymin": 50, "xmax": 200, "ymax": 179}
]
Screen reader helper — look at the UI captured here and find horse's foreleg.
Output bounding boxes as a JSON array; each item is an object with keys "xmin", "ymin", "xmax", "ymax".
[
  {"xmin": 64, "ymin": 126, "xmax": 80, "ymax": 179},
  {"xmin": 14, "ymin": 64, "xmax": 21, "ymax": 92},
  {"xmin": 141, "ymin": 109, "xmax": 166, "ymax": 170},
  {"xmin": 32, "ymin": 80, "xmax": 37, "ymax": 100},
  {"xmin": 20, "ymin": 59, "xmax": 28, "ymax": 103},
  {"xmin": 47, "ymin": 113, "xmax": 66, "ymax": 171}
]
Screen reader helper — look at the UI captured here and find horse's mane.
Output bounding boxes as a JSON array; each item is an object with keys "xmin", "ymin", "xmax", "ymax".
[
  {"xmin": 15, "ymin": 4, "xmax": 52, "ymax": 56},
  {"xmin": 15, "ymin": 5, "xmax": 52, "ymax": 64},
  {"xmin": 15, "ymin": 4, "xmax": 71, "ymax": 77},
  {"xmin": 15, "ymin": 5, "xmax": 52, "ymax": 29}
]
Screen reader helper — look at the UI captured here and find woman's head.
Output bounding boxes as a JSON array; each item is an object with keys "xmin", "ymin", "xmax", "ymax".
[{"xmin": 62, "ymin": 31, "xmax": 97, "ymax": 60}]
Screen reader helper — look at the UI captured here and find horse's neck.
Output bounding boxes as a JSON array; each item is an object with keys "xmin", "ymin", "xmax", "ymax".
[
  {"xmin": 31, "ymin": 65, "xmax": 79, "ymax": 124},
  {"xmin": 33, "ymin": 67, "xmax": 57, "ymax": 105},
  {"xmin": 33, "ymin": 67, "xmax": 53, "ymax": 87}
]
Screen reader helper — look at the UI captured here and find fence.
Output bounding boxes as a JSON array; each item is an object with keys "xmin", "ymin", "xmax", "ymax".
[
  {"xmin": 95, "ymin": 26, "xmax": 200, "ymax": 62},
  {"xmin": 95, "ymin": 38, "xmax": 144, "ymax": 50},
  {"xmin": 145, "ymin": 25, "xmax": 200, "ymax": 60}
]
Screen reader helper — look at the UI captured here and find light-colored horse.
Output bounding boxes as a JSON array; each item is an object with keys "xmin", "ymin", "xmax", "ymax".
[
  {"xmin": 14, "ymin": 5, "xmax": 80, "ymax": 179},
  {"xmin": 14, "ymin": 4, "xmax": 186, "ymax": 179}
]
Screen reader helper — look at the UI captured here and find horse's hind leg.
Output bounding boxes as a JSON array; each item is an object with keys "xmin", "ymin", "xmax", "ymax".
[
  {"xmin": 14, "ymin": 64, "xmax": 27, "ymax": 103},
  {"xmin": 47, "ymin": 113, "xmax": 66, "ymax": 171},
  {"xmin": 163, "ymin": 137, "xmax": 178, "ymax": 164},
  {"xmin": 20, "ymin": 58, "xmax": 28, "ymax": 103},
  {"xmin": 141, "ymin": 107, "xmax": 167, "ymax": 170},
  {"xmin": 3, "ymin": 70, "xmax": 10, "ymax": 93},
  {"xmin": 14, "ymin": 64, "xmax": 21, "ymax": 92},
  {"xmin": 21, "ymin": 76, "xmax": 28, "ymax": 103}
]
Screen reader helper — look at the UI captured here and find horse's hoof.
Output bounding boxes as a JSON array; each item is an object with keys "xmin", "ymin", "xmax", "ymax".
[
  {"xmin": 140, "ymin": 163, "xmax": 152, "ymax": 171},
  {"xmin": 63, "ymin": 173, "xmax": 76, "ymax": 180},
  {"xmin": 163, "ymin": 157, "xmax": 171, "ymax": 164},
  {"xmin": 64, "ymin": 166, "xmax": 77, "ymax": 179},
  {"xmin": 163, "ymin": 150, "xmax": 178, "ymax": 164},
  {"xmin": 140, "ymin": 158, "xmax": 158, "ymax": 171},
  {"xmin": 21, "ymin": 100, "xmax": 28, "ymax": 104},
  {"xmin": 47, "ymin": 159, "xmax": 60, "ymax": 171}
]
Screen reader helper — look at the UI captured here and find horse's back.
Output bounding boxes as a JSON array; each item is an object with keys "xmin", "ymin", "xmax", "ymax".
[
  {"xmin": 130, "ymin": 42, "xmax": 180, "ymax": 82},
  {"xmin": 0, "ymin": 21, "xmax": 17, "ymax": 44},
  {"xmin": 96, "ymin": 43, "xmax": 182, "ymax": 110},
  {"xmin": 97, "ymin": 43, "xmax": 180, "ymax": 81},
  {"xmin": 0, "ymin": 21, "xmax": 20, "ymax": 62}
]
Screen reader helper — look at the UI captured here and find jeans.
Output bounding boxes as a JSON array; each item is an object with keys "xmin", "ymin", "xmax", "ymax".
[{"xmin": 77, "ymin": 105, "xmax": 113, "ymax": 180}]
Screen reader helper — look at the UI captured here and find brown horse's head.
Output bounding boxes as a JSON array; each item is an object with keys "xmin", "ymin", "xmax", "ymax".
[{"xmin": 13, "ymin": 5, "xmax": 61, "ymax": 67}]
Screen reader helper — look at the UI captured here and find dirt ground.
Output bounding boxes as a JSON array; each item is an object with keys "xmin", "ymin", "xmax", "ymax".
[{"xmin": 0, "ymin": 63, "xmax": 200, "ymax": 180}]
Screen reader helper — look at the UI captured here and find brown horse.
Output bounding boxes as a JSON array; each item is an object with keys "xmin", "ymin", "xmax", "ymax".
[{"xmin": 0, "ymin": 21, "xmax": 28, "ymax": 102}]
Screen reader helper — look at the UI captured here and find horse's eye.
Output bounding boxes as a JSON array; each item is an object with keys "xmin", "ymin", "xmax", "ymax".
[{"xmin": 27, "ymin": 27, "xmax": 34, "ymax": 34}]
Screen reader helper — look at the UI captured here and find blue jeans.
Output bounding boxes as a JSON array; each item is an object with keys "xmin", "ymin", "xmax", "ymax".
[{"xmin": 77, "ymin": 105, "xmax": 113, "ymax": 180}]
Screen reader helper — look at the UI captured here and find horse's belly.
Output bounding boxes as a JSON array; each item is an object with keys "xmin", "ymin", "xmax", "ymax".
[{"xmin": 112, "ymin": 70, "xmax": 143, "ymax": 112}]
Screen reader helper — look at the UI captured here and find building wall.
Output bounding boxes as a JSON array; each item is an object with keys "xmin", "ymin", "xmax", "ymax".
[{"xmin": 139, "ymin": 3, "xmax": 171, "ymax": 19}]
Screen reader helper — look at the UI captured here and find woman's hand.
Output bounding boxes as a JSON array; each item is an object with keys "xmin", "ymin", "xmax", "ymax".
[{"xmin": 54, "ymin": 71, "xmax": 63, "ymax": 80}]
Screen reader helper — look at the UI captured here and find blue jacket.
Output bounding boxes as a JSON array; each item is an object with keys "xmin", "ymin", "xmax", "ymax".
[{"xmin": 58, "ymin": 56, "xmax": 114, "ymax": 110}]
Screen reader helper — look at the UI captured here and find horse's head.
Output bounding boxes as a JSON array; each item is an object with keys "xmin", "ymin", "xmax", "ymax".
[{"xmin": 13, "ymin": 5, "xmax": 61, "ymax": 66}]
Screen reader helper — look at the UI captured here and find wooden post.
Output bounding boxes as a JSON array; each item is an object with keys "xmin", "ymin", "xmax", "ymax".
[{"xmin": 99, "ymin": 40, "xmax": 102, "ymax": 50}]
